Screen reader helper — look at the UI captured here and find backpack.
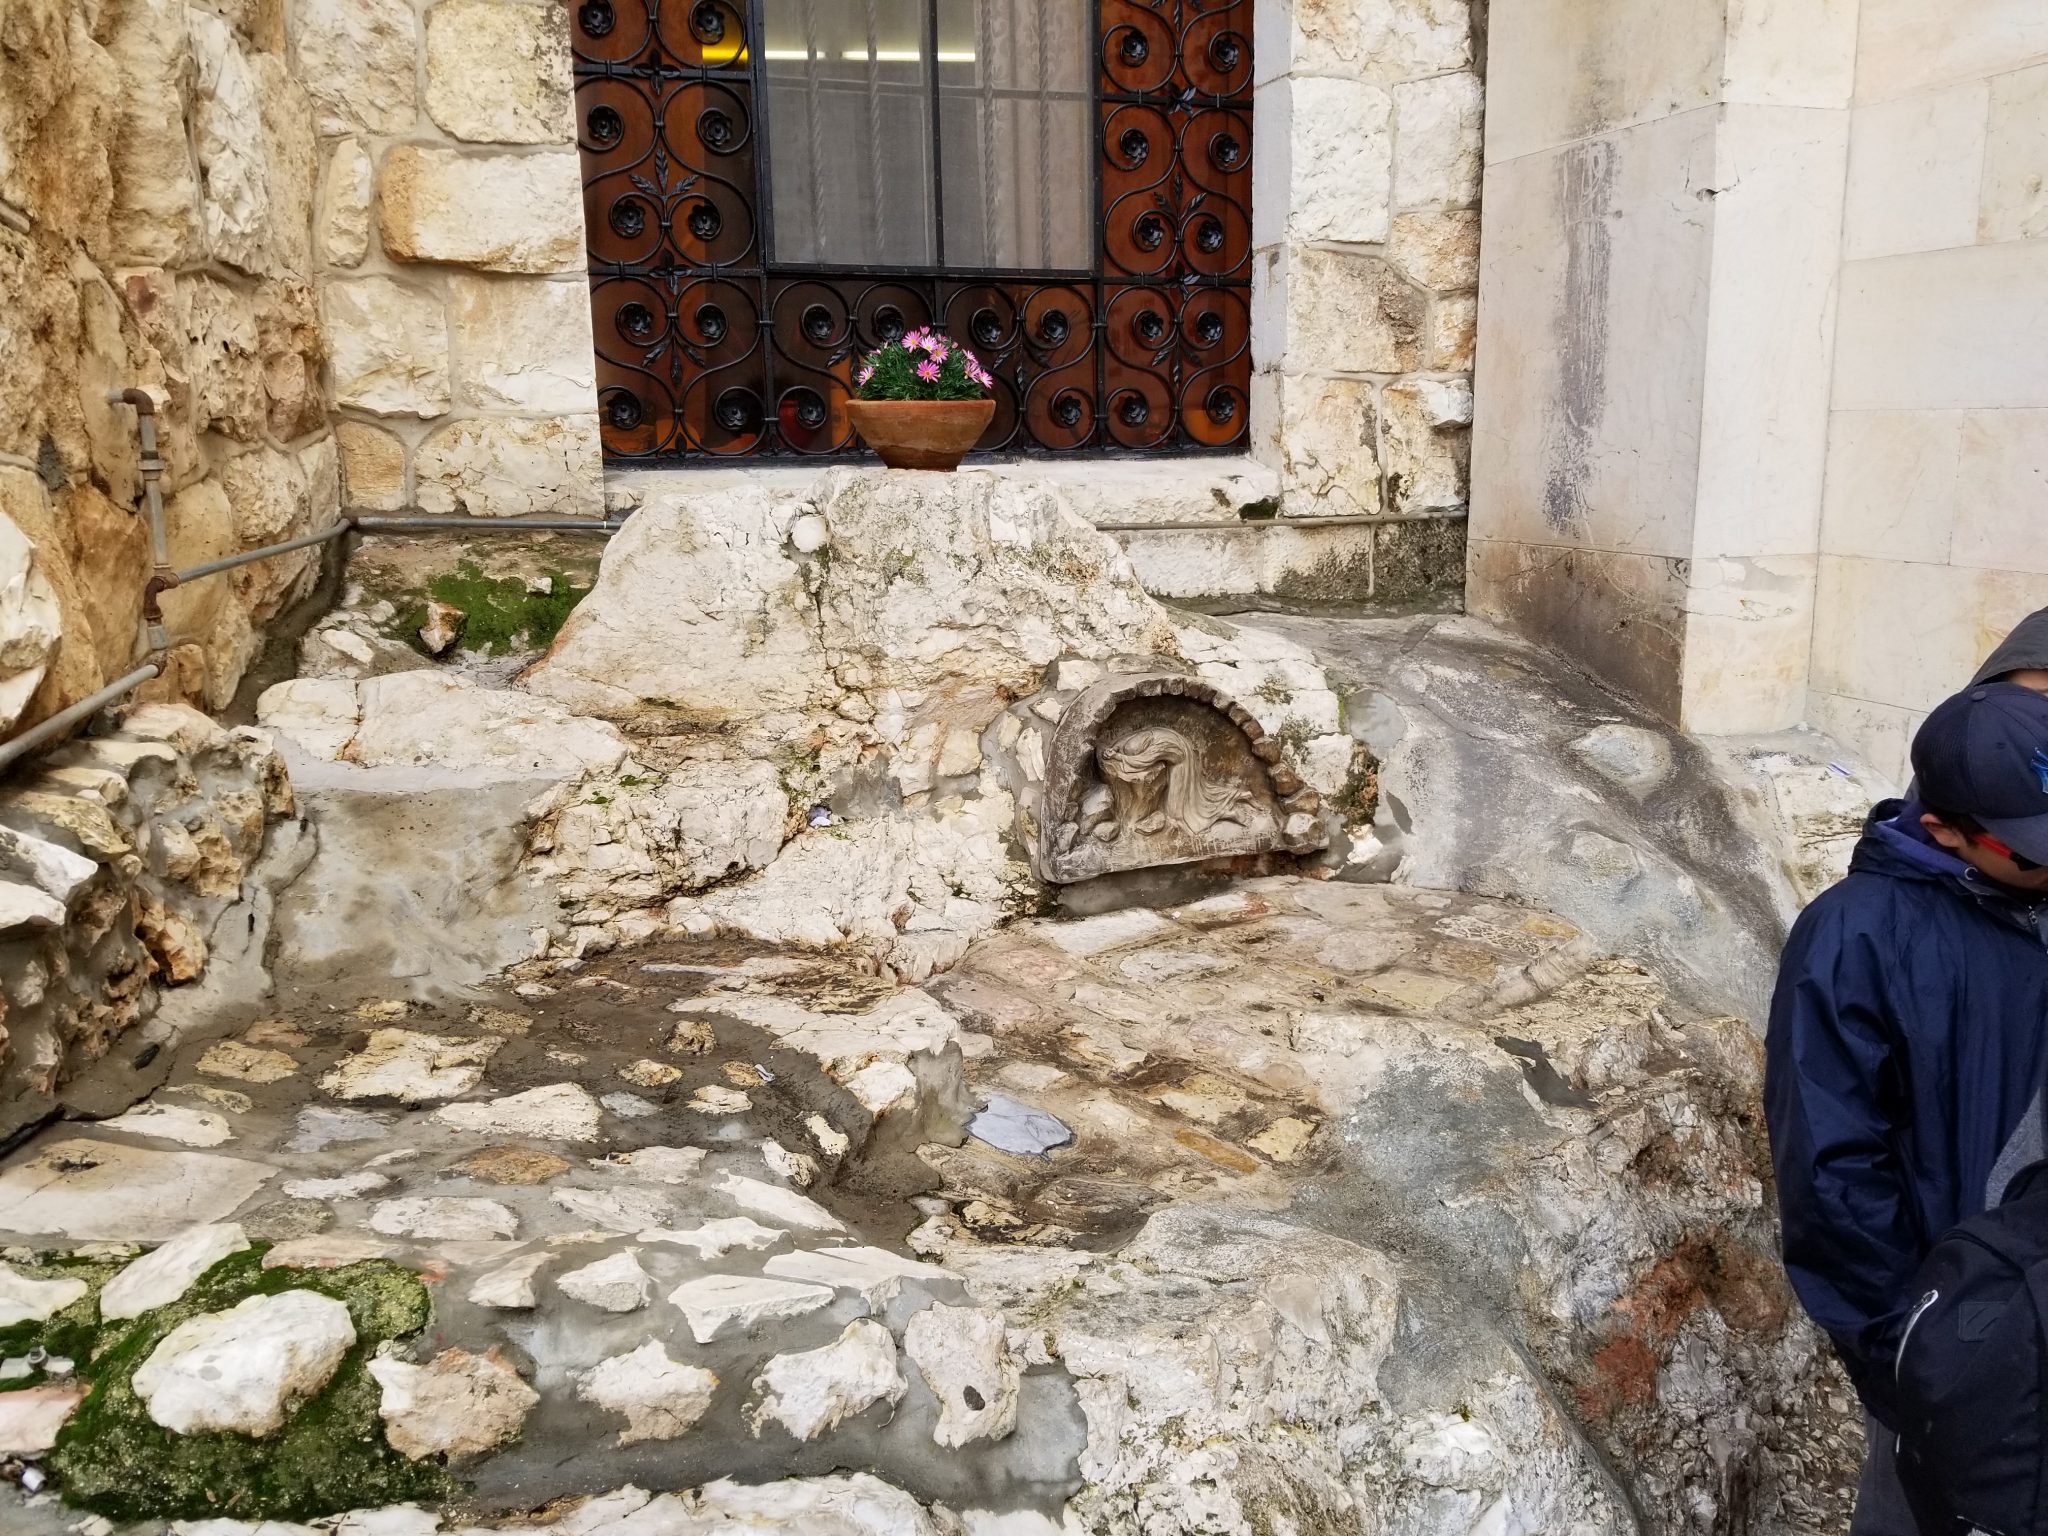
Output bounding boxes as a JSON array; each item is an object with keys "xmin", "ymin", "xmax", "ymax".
[{"xmin": 1894, "ymin": 1096, "xmax": 2048, "ymax": 1536}]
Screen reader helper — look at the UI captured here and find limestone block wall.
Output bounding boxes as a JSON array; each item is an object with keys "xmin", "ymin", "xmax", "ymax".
[
  {"xmin": 0, "ymin": 0, "xmax": 341, "ymax": 726},
  {"xmin": 1248, "ymin": 0, "xmax": 1483, "ymax": 558},
  {"xmin": 1807, "ymin": 3, "xmax": 2048, "ymax": 781},
  {"xmin": 1468, "ymin": 0, "xmax": 1856, "ymax": 732},
  {"xmin": 302, "ymin": 0, "xmax": 604, "ymax": 519}
]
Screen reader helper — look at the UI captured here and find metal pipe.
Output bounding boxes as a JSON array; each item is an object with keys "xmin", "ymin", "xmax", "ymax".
[
  {"xmin": 104, "ymin": 389, "xmax": 173, "ymax": 653},
  {"xmin": 173, "ymin": 523, "xmax": 351, "ymax": 583},
  {"xmin": 0, "ymin": 664, "xmax": 162, "ymax": 775},
  {"xmin": 351, "ymin": 516, "xmax": 624, "ymax": 534}
]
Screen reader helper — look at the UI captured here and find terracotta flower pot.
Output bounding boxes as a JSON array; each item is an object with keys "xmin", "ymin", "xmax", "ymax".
[{"xmin": 845, "ymin": 398, "xmax": 995, "ymax": 471}]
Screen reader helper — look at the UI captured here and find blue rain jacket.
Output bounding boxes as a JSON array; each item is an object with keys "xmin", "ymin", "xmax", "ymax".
[{"xmin": 1766, "ymin": 799, "xmax": 2048, "ymax": 1429}]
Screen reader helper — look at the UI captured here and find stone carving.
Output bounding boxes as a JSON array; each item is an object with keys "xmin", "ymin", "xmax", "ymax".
[{"xmin": 1039, "ymin": 675, "xmax": 1326, "ymax": 883}]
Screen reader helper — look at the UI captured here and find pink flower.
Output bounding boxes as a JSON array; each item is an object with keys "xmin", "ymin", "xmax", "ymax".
[
  {"xmin": 915, "ymin": 359, "xmax": 941, "ymax": 382},
  {"xmin": 856, "ymin": 363, "xmax": 875, "ymax": 385}
]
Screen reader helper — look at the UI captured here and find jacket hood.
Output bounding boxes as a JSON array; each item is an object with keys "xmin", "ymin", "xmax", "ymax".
[
  {"xmin": 1975, "ymin": 607, "xmax": 2048, "ymax": 685},
  {"xmin": 1849, "ymin": 799, "xmax": 1974, "ymax": 883}
]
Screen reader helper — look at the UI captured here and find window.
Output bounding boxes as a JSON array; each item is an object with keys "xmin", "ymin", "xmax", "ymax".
[{"xmin": 574, "ymin": 0, "xmax": 1253, "ymax": 460}]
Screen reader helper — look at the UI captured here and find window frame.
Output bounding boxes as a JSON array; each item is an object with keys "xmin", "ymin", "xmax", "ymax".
[{"xmin": 573, "ymin": 0, "xmax": 1255, "ymax": 462}]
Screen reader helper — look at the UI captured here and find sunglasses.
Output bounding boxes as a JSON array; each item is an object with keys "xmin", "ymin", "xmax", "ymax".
[{"xmin": 1971, "ymin": 831, "xmax": 2046, "ymax": 874}]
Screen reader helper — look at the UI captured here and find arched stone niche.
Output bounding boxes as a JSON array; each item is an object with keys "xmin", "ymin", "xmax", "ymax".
[{"xmin": 1038, "ymin": 674, "xmax": 1327, "ymax": 884}]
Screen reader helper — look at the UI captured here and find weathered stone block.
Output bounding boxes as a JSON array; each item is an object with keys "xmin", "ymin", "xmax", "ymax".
[
  {"xmin": 1394, "ymin": 72, "xmax": 1483, "ymax": 208},
  {"xmin": 413, "ymin": 414, "xmax": 602, "ymax": 517},
  {"xmin": 1389, "ymin": 209, "xmax": 1481, "ymax": 292},
  {"xmin": 1288, "ymin": 77, "xmax": 1393, "ymax": 244},
  {"xmin": 159, "ymin": 480, "xmax": 235, "ymax": 646},
  {"xmin": 1372, "ymin": 514, "xmax": 1466, "ymax": 607},
  {"xmin": 425, "ymin": 0, "xmax": 574, "ymax": 144},
  {"xmin": 1430, "ymin": 292, "xmax": 1477, "ymax": 372},
  {"xmin": 0, "ymin": 9, "xmax": 116, "ymax": 257},
  {"xmin": 1, "ymin": 469, "xmax": 104, "ymax": 728},
  {"xmin": 102, "ymin": 0, "xmax": 202, "ymax": 267},
  {"xmin": 0, "ymin": 492, "xmax": 62, "ymax": 732},
  {"xmin": 189, "ymin": 9, "xmax": 316, "ymax": 279},
  {"xmin": 323, "ymin": 276, "xmax": 451, "ymax": 418},
  {"xmin": 292, "ymin": 0, "xmax": 416, "ymax": 137},
  {"xmin": 1268, "ymin": 375, "xmax": 1381, "ymax": 517},
  {"xmin": 450, "ymin": 276, "xmax": 596, "ymax": 412},
  {"xmin": 55, "ymin": 484, "xmax": 148, "ymax": 681},
  {"xmin": 335, "ymin": 421, "xmax": 407, "ymax": 510},
  {"xmin": 1382, "ymin": 378, "xmax": 1472, "ymax": 513},
  {"xmin": 256, "ymin": 281, "xmax": 324, "ymax": 439},
  {"xmin": 379, "ymin": 145, "xmax": 585, "ymax": 274},
  {"xmin": 319, "ymin": 137, "xmax": 372, "ymax": 269},
  {"xmin": 1276, "ymin": 249, "xmax": 1427, "ymax": 374},
  {"xmin": 1281, "ymin": 0, "xmax": 1470, "ymax": 86},
  {"xmin": 219, "ymin": 446, "xmax": 314, "ymax": 621},
  {"xmin": 1981, "ymin": 62, "xmax": 2048, "ymax": 243}
]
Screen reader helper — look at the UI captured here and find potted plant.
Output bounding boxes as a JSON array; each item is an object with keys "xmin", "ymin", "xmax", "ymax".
[{"xmin": 844, "ymin": 328, "xmax": 996, "ymax": 471}]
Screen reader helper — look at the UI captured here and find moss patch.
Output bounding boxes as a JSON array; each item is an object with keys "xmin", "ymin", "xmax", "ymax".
[
  {"xmin": 46, "ymin": 1248, "xmax": 450, "ymax": 1523},
  {"xmin": 390, "ymin": 560, "xmax": 592, "ymax": 656},
  {"xmin": 0, "ymin": 1255, "xmax": 123, "ymax": 1389}
]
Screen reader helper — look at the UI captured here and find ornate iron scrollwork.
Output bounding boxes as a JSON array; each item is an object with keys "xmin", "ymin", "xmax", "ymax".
[{"xmin": 573, "ymin": 0, "xmax": 1252, "ymax": 460}]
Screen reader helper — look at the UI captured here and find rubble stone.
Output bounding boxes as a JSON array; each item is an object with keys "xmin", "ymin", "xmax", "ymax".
[
  {"xmin": 132, "ymin": 1289, "xmax": 355, "ymax": 1436},
  {"xmin": 576, "ymin": 1341, "xmax": 718, "ymax": 1445},
  {"xmin": 100, "ymin": 1221, "xmax": 250, "ymax": 1320},
  {"xmin": 749, "ymin": 1320, "xmax": 906, "ymax": 1442},
  {"xmin": 378, "ymin": 145, "xmax": 584, "ymax": 273},
  {"xmin": 425, "ymin": 0, "xmax": 573, "ymax": 145},
  {"xmin": 902, "ymin": 1305, "xmax": 1021, "ymax": 1447},
  {"xmin": 368, "ymin": 1347, "xmax": 539, "ymax": 1461}
]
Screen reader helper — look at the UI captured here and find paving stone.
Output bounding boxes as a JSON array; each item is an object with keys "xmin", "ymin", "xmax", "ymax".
[
  {"xmin": 0, "ymin": 1139, "xmax": 276, "ymax": 1242},
  {"xmin": 466, "ymin": 1252, "xmax": 552, "ymax": 1310},
  {"xmin": 689, "ymin": 1085, "xmax": 751, "ymax": 1115},
  {"xmin": 588, "ymin": 1146, "xmax": 704, "ymax": 1185},
  {"xmin": 103, "ymin": 1100, "xmax": 235, "ymax": 1147},
  {"xmin": 282, "ymin": 1171, "xmax": 391, "ymax": 1200},
  {"xmin": 902, "ymin": 1304, "xmax": 1021, "ymax": 1447},
  {"xmin": 321, "ymin": 1030, "xmax": 502, "ymax": 1104},
  {"xmin": 552, "ymin": 1186, "xmax": 673, "ymax": 1234},
  {"xmin": 556, "ymin": 1250, "xmax": 651, "ymax": 1313},
  {"xmin": 368, "ymin": 1347, "xmax": 538, "ymax": 1461},
  {"xmin": 455, "ymin": 1146, "xmax": 575, "ymax": 1185},
  {"xmin": 600, "ymin": 1092, "xmax": 657, "ymax": 1119},
  {"xmin": 669, "ymin": 1274, "xmax": 834, "ymax": 1343},
  {"xmin": 748, "ymin": 1319, "xmax": 906, "ymax": 1441},
  {"xmin": 576, "ymin": 1340, "xmax": 718, "ymax": 1445},
  {"xmin": 618, "ymin": 1059, "xmax": 682, "ymax": 1088},
  {"xmin": 641, "ymin": 1217, "xmax": 786, "ymax": 1259},
  {"xmin": 435, "ymin": 1083, "xmax": 603, "ymax": 1141},
  {"xmin": 288, "ymin": 1107, "xmax": 390, "ymax": 1152},
  {"xmin": 0, "ymin": 1381, "xmax": 88, "ymax": 1455},
  {"xmin": 133, "ymin": 1290, "xmax": 356, "ymax": 1436},
  {"xmin": 101, "ymin": 1222, "xmax": 250, "ymax": 1321},
  {"xmin": 368, "ymin": 1197, "xmax": 517, "ymax": 1240},
  {"xmin": 714, "ymin": 1173, "xmax": 845, "ymax": 1234},
  {"xmin": 262, "ymin": 1234, "xmax": 396, "ymax": 1269},
  {"xmin": 761, "ymin": 1141, "xmax": 819, "ymax": 1187},
  {"xmin": 0, "ymin": 1263, "xmax": 87, "ymax": 1327},
  {"xmin": 196, "ymin": 1040, "xmax": 301, "ymax": 1083},
  {"xmin": 806, "ymin": 1115, "xmax": 851, "ymax": 1158},
  {"xmin": 763, "ymin": 1246, "xmax": 958, "ymax": 1308},
  {"xmin": 666, "ymin": 1017, "xmax": 716, "ymax": 1054}
]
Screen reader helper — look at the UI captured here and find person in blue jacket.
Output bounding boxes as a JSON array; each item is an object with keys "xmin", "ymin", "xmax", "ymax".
[{"xmin": 1767, "ymin": 679, "xmax": 2048, "ymax": 1535}]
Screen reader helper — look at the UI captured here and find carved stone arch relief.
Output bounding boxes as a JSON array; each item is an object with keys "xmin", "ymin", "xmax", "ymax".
[{"xmin": 1038, "ymin": 673, "xmax": 1327, "ymax": 884}]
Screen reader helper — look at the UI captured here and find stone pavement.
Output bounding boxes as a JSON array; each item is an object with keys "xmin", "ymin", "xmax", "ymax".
[{"xmin": 0, "ymin": 874, "xmax": 1860, "ymax": 1536}]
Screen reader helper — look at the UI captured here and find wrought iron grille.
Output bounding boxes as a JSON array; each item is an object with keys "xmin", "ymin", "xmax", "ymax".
[{"xmin": 571, "ymin": 0, "xmax": 1253, "ymax": 461}]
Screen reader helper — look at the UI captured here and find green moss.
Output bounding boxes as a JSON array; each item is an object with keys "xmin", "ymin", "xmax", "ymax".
[
  {"xmin": 47, "ymin": 1249, "xmax": 449, "ymax": 1523},
  {"xmin": 389, "ymin": 560, "xmax": 591, "ymax": 656},
  {"xmin": 0, "ymin": 1255, "xmax": 124, "ymax": 1376}
]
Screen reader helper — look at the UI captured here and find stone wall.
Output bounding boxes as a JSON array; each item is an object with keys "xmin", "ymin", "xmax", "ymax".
[
  {"xmin": 1807, "ymin": 3, "xmax": 2048, "ymax": 780},
  {"xmin": 305, "ymin": 0, "xmax": 603, "ymax": 520},
  {"xmin": 0, "ymin": 0, "xmax": 341, "ymax": 726},
  {"xmin": 1248, "ymin": 0, "xmax": 1483, "ymax": 567}
]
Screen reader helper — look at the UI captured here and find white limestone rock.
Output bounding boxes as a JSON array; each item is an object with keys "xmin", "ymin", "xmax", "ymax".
[
  {"xmin": 197, "ymin": 1040, "xmax": 299, "ymax": 1083},
  {"xmin": 319, "ymin": 1029, "xmax": 502, "ymax": 1104},
  {"xmin": 448, "ymin": 275, "xmax": 595, "ymax": 414},
  {"xmin": 100, "ymin": 1223, "xmax": 251, "ymax": 1321},
  {"xmin": 764, "ymin": 1247, "xmax": 958, "ymax": 1309},
  {"xmin": 379, "ymin": 146, "xmax": 584, "ymax": 273},
  {"xmin": 103, "ymin": 1100, "xmax": 235, "ymax": 1147},
  {"xmin": 1284, "ymin": 77, "xmax": 1394, "ymax": 244},
  {"xmin": 424, "ymin": 0, "xmax": 573, "ymax": 143},
  {"xmin": 132, "ymin": 1290, "xmax": 356, "ymax": 1436},
  {"xmin": 1392, "ymin": 71, "xmax": 1483, "ymax": 209},
  {"xmin": 282, "ymin": 1171, "xmax": 391, "ymax": 1201},
  {"xmin": 749, "ymin": 1319, "xmax": 906, "ymax": 1442},
  {"xmin": 0, "ymin": 1264, "xmax": 87, "ymax": 1328},
  {"xmin": 641, "ymin": 1217, "xmax": 786, "ymax": 1260},
  {"xmin": 293, "ymin": 0, "xmax": 417, "ymax": 136},
  {"xmin": 435, "ymin": 1083, "xmax": 603, "ymax": 1142},
  {"xmin": 0, "ymin": 880, "xmax": 65, "ymax": 934},
  {"xmin": 670, "ymin": 1274, "xmax": 835, "ymax": 1344},
  {"xmin": 368, "ymin": 1198, "xmax": 517, "ymax": 1241},
  {"xmin": 0, "ymin": 1138, "xmax": 277, "ymax": 1244},
  {"xmin": 557, "ymin": 1250, "xmax": 652, "ymax": 1313},
  {"xmin": 467, "ymin": 1252, "xmax": 552, "ymax": 1310},
  {"xmin": 0, "ymin": 824, "xmax": 96, "ymax": 906},
  {"xmin": 257, "ymin": 677, "xmax": 363, "ymax": 760},
  {"xmin": 368, "ymin": 1348, "xmax": 539, "ymax": 1461},
  {"xmin": 322, "ymin": 277, "xmax": 451, "ymax": 419},
  {"xmin": 0, "ymin": 1381, "xmax": 87, "ymax": 1455},
  {"xmin": 339, "ymin": 672, "xmax": 626, "ymax": 781},
  {"xmin": 590, "ymin": 1145, "xmax": 705, "ymax": 1185},
  {"xmin": 320, "ymin": 137, "xmax": 373, "ymax": 268},
  {"xmin": 0, "ymin": 510, "xmax": 61, "ymax": 733},
  {"xmin": 691, "ymin": 1475, "xmax": 952, "ymax": 1533},
  {"xmin": 576, "ymin": 1341, "xmax": 718, "ymax": 1445},
  {"xmin": 411, "ymin": 415, "xmax": 604, "ymax": 520},
  {"xmin": 714, "ymin": 1172, "xmax": 845, "ymax": 1233},
  {"xmin": 902, "ymin": 1304, "xmax": 1021, "ymax": 1447},
  {"xmin": 553, "ymin": 1186, "xmax": 674, "ymax": 1234}
]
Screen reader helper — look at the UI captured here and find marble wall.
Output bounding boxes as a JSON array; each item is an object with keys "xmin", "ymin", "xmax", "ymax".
[{"xmin": 1809, "ymin": 2, "xmax": 2048, "ymax": 780}]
